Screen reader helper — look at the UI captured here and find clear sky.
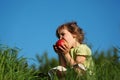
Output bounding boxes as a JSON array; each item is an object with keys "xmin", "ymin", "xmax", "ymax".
[{"xmin": 0, "ymin": 0, "xmax": 120, "ymax": 65}]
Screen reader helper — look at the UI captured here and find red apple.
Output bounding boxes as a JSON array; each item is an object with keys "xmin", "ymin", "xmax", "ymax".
[{"xmin": 56, "ymin": 39, "xmax": 66, "ymax": 47}]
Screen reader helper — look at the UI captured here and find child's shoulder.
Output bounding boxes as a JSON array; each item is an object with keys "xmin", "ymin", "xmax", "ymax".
[
  {"xmin": 78, "ymin": 44, "xmax": 90, "ymax": 49},
  {"xmin": 77, "ymin": 44, "xmax": 92, "ymax": 54},
  {"xmin": 72, "ymin": 43, "xmax": 91, "ymax": 53}
]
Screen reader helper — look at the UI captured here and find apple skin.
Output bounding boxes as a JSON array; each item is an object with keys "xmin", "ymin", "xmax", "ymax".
[{"xmin": 56, "ymin": 39, "xmax": 66, "ymax": 47}]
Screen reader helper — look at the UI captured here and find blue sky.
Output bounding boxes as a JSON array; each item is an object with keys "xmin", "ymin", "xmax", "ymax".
[{"xmin": 0, "ymin": 0, "xmax": 120, "ymax": 65}]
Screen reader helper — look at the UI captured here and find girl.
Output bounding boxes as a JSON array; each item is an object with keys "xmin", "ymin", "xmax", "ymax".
[{"xmin": 49, "ymin": 21, "xmax": 94, "ymax": 79}]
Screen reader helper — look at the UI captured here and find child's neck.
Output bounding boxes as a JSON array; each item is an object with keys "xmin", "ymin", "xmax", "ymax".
[{"xmin": 72, "ymin": 41, "xmax": 80, "ymax": 48}]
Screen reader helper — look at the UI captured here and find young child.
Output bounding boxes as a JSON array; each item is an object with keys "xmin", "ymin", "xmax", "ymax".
[{"xmin": 49, "ymin": 21, "xmax": 94, "ymax": 79}]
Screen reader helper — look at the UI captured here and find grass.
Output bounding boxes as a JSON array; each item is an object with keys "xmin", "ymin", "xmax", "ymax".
[
  {"xmin": 0, "ymin": 46, "xmax": 36, "ymax": 80},
  {"xmin": 0, "ymin": 45, "xmax": 120, "ymax": 80}
]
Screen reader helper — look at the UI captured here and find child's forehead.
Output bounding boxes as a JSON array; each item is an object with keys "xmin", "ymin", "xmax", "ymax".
[{"xmin": 58, "ymin": 28, "xmax": 68, "ymax": 33}]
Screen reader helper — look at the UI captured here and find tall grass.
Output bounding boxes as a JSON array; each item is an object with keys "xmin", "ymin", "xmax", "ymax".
[
  {"xmin": 0, "ymin": 45, "xmax": 36, "ymax": 80},
  {"xmin": 0, "ymin": 44, "xmax": 120, "ymax": 80},
  {"xmin": 37, "ymin": 47, "xmax": 120, "ymax": 80},
  {"xmin": 93, "ymin": 47, "xmax": 120, "ymax": 80}
]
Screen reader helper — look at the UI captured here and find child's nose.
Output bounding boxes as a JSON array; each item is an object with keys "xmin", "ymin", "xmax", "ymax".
[
  {"xmin": 59, "ymin": 36, "xmax": 62, "ymax": 39},
  {"xmin": 59, "ymin": 37, "xmax": 62, "ymax": 39}
]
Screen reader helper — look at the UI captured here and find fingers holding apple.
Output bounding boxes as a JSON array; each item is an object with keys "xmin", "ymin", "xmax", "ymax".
[{"xmin": 54, "ymin": 39, "xmax": 69, "ymax": 54}]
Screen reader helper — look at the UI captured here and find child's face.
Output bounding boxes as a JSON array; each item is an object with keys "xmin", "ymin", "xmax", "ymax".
[{"xmin": 58, "ymin": 28, "xmax": 76, "ymax": 48}]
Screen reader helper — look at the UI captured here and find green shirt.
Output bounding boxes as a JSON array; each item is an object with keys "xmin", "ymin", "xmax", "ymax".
[{"xmin": 70, "ymin": 44, "xmax": 94, "ymax": 71}]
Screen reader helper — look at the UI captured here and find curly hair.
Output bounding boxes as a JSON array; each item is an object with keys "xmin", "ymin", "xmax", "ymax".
[{"xmin": 56, "ymin": 21, "xmax": 84, "ymax": 44}]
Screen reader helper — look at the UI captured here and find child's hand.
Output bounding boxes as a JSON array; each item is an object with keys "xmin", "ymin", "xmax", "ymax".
[
  {"xmin": 53, "ymin": 43, "xmax": 70, "ymax": 55},
  {"xmin": 53, "ymin": 45, "xmax": 61, "ymax": 54}
]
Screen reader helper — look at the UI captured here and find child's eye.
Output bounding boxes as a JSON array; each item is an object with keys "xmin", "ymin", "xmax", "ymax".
[
  {"xmin": 61, "ymin": 33, "xmax": 64, "ymax": 36},
  {"xmin": 59, "ymin": 33, "xmax": 65, "ymax": 38}
]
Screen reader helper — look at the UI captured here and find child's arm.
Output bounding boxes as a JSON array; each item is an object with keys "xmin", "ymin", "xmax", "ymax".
[
  {"xmin": 76, "ymin": 55, "xmax": 86, "ymax": 64},
  {"xmin": 58, "ymin": 54, "xmax": 67, "ymax": 67},
  {"xmin": 64, "ymin": 54, "xmax": 86, "ymax": 66},
  {"xmin": 64, "ymin": 53, "xmax": 76, "ymax": 66},
  {"xmin": 64, "ymin": 54, "xmax": 87, "ymax": 73}
]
